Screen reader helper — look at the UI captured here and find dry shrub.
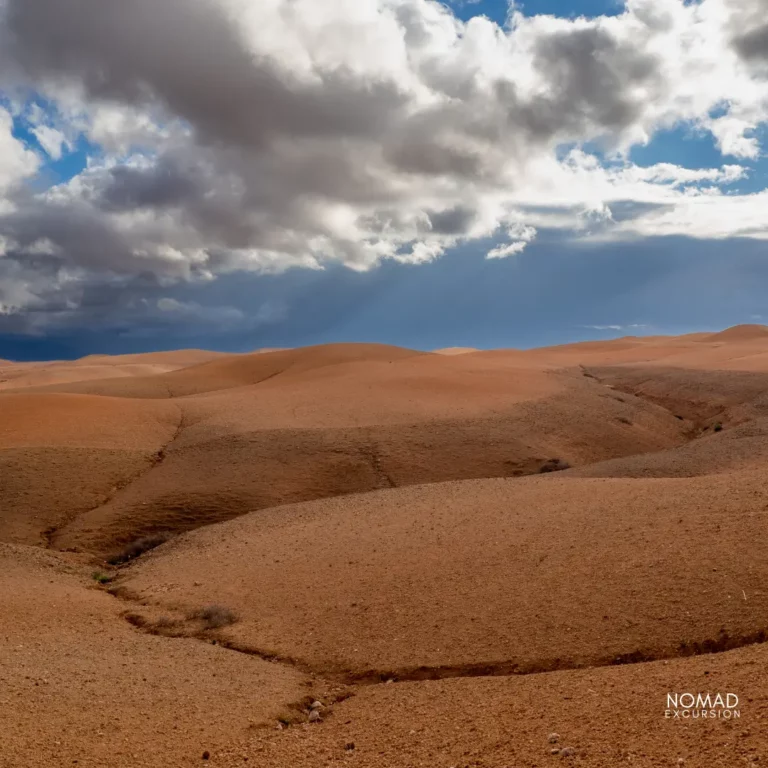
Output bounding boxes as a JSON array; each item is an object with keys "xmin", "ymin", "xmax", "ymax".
[
  {"xmin": 108, "ymin": 532, "xmax": 172, "ymax": 565},
  {"xmin": 188, "ymin": 604, "xmax": 238, "ymax": 630},
  {"xmin": 538, "ymin": 458, "xmax": 571, "ymax": 474}
]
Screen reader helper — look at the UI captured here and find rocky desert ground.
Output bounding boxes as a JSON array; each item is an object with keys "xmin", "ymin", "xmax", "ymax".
[{"xmin": 4, "ymin": 325, "xmax": 768, "ymax": 767}]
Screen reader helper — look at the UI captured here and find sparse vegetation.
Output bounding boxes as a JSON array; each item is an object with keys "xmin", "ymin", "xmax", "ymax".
[
  {"xmin": 108, "ymin": 532, "xmax": 173, "ymax": 565},
  {"xmin": 153, "ymin": 616, "xmax": 179, "ymax": 630},
  {"xmin": 188, "ymin": 604, "xmax": 238, "ymax": 630},
  {"xmin": 539, "ymin": 458, "xmax": 571, "ymax": 473},
  {"xmin": 713, "ymin": 422, "xmax": 723, "ymax": 432},
  {"xmin": 91, "ymin": 571, "xmax": 113, "ymax": 585}
]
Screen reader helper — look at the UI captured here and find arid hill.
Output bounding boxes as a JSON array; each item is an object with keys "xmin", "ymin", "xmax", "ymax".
[{"xmin": 4, "ymin": 326, "xmax": 768, "ymax": 766}]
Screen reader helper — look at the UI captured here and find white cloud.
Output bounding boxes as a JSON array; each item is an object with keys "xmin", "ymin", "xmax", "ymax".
[
  {"xmin": 486, "ymin": 222, "xmax": 537, "ymax": 258},
  {"xmin": 1, "ymin": 0, "xmax": 768, "ymax": 329},
  {"xmin": 30, "ymin": 124, "xmax": 70, "ymax": 160},
  {"xmin": 0, "ymin": 107, "xmax": 39, "ymax": 192}
]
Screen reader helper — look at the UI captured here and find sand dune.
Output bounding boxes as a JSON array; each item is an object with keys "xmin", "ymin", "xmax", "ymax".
[{"xmin": 7, "ymin": 324, "xmax": 768, "ymax": 766}]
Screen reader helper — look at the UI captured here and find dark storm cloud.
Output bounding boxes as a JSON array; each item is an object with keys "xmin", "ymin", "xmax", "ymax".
[
  {"xmin": 523, "ymin": 26, "xmax": 661, "ymax": 140},
  {"xmin": 98, "ymin": 160, "xmax": 203, "ymax": 212},
  {"xmin": 0, "ymin": 0, "xmax": 766, "ymax": 337},
  {"xmin": 3, "ymin": 0, "xmax": 407, "ymax": 148},
  {"xmin": 734, "ymin": 24, "xmax": 768, "ymax": 60},
  {"xmin": 427, "ymin": 206, "xmax": 477, "ymax": 234},
  {"xmin": 730, "ymin": 0, "xmax": 768, "ymax": 62}
]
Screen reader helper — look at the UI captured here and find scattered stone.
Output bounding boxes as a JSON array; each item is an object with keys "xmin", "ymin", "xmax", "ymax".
[
  {"xmin": 308, "ymin": 709, "xmax": 322, "ymax": 723},
  {"xmin": 202, "ymin": 751, "xmax": 210, "ymax": 761},
  {"xmin": 550, "ymin": 748, "xmax": 561, "ymax": 756},
  {"xmin": 677, "ymin": 760, "xmax": 685, "ymax": 766},
  {"xmin": 548, "ymin": 733, "xmax": 561, "ymax": 744},
  {"xmin": 310, "ymin": 700, "xmax": 324, "ymax": 710},
  {"xmin": 345, "ymin": 743, "xmax": 355, "ymax": 751},
  {"xmin": 560, "ymin": 747, "xmax": 576, "ymax": 757}
]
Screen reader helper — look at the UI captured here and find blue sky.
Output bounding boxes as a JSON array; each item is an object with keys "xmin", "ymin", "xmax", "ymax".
[
  {"xmin": 1, "ymin": 0, "xmax": 768, "ymax": 359},
  {"xmin": 448, "ymin": 0, "xmax": 623, "ymax": 22}
]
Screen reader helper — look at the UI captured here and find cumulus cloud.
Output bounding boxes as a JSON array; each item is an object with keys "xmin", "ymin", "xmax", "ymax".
[
  {"xmin": 1, "ymin": 0, "xmax": 768, "ymax": 332},
  {"xmin": 0, "ymin": 107, "xmax": 39, "ymax": 193}
]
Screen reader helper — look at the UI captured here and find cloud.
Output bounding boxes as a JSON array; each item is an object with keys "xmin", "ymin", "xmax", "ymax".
[
  {"xmin": 582, "ymin": 323, "xmax": 649, "ymax": 331},
  {"xmin": 486, "ymin": 222, "xmax": 537, "ymax": 258},
  {"xmin": 30, "ymin": 125, "xmax": 70, "ymax": 160},
  {"xmin": 0, "ymin": 107, "xmax": 39, "ymax": 193},
  {"xmin": 1, "ymin": 0, "xmax": 768, "ymax": 333}
]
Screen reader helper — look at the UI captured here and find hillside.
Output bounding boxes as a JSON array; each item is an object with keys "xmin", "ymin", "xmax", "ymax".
[{"xmin": 3, "ymin": 326, "xmax": 768, "ymax": 765}]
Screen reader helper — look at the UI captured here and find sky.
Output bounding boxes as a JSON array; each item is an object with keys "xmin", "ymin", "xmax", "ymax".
[{"xmin": 1, "ymin": 0, "xmax": 768, "ymax": 359}]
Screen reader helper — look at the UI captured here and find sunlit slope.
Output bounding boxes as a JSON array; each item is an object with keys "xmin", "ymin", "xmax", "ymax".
[
  {"xmin": 46, "ymin": 351, "xmax": 687, "ymax": 553},
  {"xmin": 124, "ymin": 467, "xmax": 768, "ymax": 676}
]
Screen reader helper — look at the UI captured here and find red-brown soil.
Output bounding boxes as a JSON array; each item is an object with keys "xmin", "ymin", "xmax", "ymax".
[{"xmin": 5, "ymin": 327, "xmax": 768, "ymax": 766}]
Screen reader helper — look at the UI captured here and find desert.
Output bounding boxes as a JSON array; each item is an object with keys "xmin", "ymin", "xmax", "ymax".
[
  {"xmin": 5, "ymin": 0, "xmax": 768, "ymax": 764},
  {"xmin": 3, "ymin": 326, "xmax": 768, "ymax": 766}
]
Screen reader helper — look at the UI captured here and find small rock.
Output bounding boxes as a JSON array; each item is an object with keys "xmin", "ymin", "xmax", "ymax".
[
  {"xmin": 345, "ymin": 743, "xmax": 355, "ymax": 751},
  {"xmin": 677, "ymin": 760, "xmax": 685, "ymax": 766},
  {"xmin": 308, "ymin": 710, "xmax": 321, "ymax": 723},
  {"xmin": 310, "ymin": 700, "xmax": 324, "ymax": 710},
  {"xmin": 548, "ymin": 733, "xmax": 561, "ymax": 744},
  {"xmin": 275, "ymin": 723, "xmax": 284, "ymax": 731},
  {"xmin": 202, "ymin": 752, "xmax": 210, "ymax": 761},
  {"xmin": 550, "ymin": 748, "xmax": 561, "ymax": 756},
  {"xmin": 560, "ymin": 747, "xmax": 576, "ymax": 757}
]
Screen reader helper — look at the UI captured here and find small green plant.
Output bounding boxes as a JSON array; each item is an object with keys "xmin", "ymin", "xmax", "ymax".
[
  {"xmin": 713, "ymin": 422, "xmax": 723, "ymax": 432},
  {"xmin": 92, "ymin": 571, "xmax": 113, "ymax": 585}
]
